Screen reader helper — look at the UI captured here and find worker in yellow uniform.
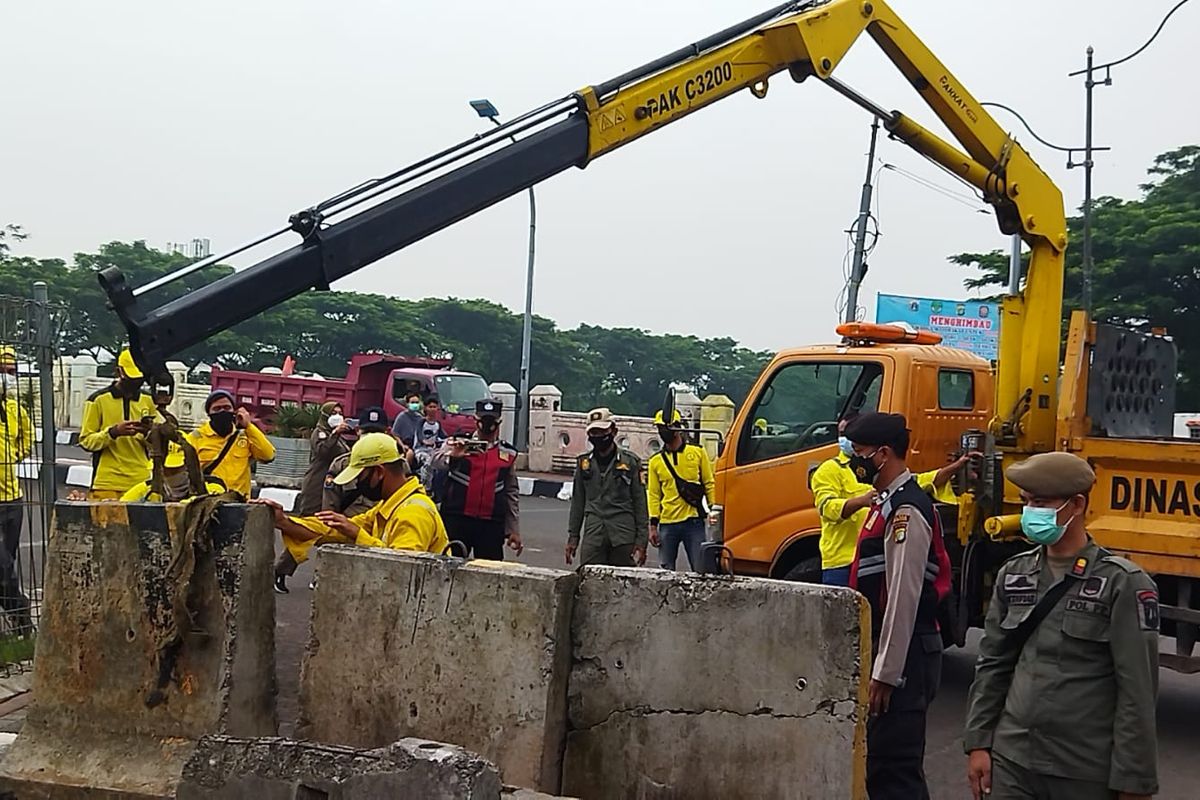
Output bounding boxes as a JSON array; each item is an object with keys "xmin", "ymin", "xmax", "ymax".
[
  {"xmin": 120, "ymin": 441, "xmax": 227, "ymax": 502},
  {"xmin": 812, "ymin": 414, "xmax": 975, "ymax": 586},
  {"xmin": 255, "ymin": 432, "xmax": 448, "ymax": 557},
  {"xmin": 647, "ymin": 409, "xmax": 715, "ymax": 572},
  {"xmin": 79, "ymin": 349, "xmax": 159, "ymax": 500},
  {"xmin": 0, "ymin": 353, "xmax": 33, "ymax": 632},
  {"xmin": 187, "ymin": 389, "xmax": 275, "ymax": 498}
]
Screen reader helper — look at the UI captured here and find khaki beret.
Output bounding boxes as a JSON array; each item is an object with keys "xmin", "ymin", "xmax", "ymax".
[{"xmin": 1007, "ymin": 451, "xmax": 1095, "ymax": 497}]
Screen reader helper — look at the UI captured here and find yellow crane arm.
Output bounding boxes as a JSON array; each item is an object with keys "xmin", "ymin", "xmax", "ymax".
[{"xmin": 577, "ymin": 0, "xmax": 1067, "ymax": 454}]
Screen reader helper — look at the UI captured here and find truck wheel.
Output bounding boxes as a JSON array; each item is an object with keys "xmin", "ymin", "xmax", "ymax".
[{"xmin": 782, "ymin": 556, "xmax": 823, "ymax": 585}]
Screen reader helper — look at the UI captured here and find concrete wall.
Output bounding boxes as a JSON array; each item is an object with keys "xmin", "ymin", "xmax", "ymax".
[
  {"xmin": 177, "ymin": 735, "xmax": 504, "ymax": 800},
  {"xmin": 0, "ymin": 501, "xmax": 277, "ymax": 799},
  {"xmin": 563, "ymin": 567, "xmax": 868, "ymax": 799},
  {"xmin": 298, "ymin": 548, "xmax": 578, "ymax": 794}
]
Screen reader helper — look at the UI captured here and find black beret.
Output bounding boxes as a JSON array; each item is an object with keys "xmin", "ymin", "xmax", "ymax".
[
  {"xmin": 476, "ymin": 398, "xmax": 502, "ymax": 416},
  {"xmin": 845, "ymin": 412, "xmax": 909, "ymax": 447},
  {"xmin": 1007, "ymin": 452, "xmax": 1096, "ymax": 497}
]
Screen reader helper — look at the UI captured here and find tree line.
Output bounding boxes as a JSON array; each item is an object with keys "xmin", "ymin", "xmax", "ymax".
[{"xmin": 0, "ymin": 234, "xmax": 770, "ymax": 415}]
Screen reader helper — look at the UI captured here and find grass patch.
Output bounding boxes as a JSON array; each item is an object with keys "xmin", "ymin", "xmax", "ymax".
[{"xmin": 0, "ymin": 633, "xmax": 35, "ymax": 666}]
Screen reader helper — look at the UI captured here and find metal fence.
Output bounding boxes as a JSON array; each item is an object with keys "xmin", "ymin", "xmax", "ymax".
[{"xmin": 0, "ymin": 284, "xmax": 68, "ymax": 674}]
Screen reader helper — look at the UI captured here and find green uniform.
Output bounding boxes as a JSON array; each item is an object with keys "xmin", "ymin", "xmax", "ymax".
[
  {"xmin": 567, "ymin": 448, "xmax": 648, "ymax": 567},
  {"xmin": 964, "ymin": 539, "xmax": 1159, "ymax": 797}
]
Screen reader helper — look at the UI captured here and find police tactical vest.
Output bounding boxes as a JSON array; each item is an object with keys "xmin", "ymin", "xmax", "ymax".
[
  {"xmin": 850, "ymin": 477, "xmax": 952, "ymax": 638},
  {"xmin": 442, "ymin": 442, "xmax": 516, "ymax": 521}
]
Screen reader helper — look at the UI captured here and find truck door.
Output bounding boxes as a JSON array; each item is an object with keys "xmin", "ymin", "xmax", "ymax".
[{"xmin": 721, "ymin": 357, "xmax": 889, "ymax": 571}]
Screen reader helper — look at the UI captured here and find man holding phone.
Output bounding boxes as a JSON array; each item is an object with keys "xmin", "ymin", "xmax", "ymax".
[{"xmin": 79, "ymin": 349, "xmax": 159, "ymax": 500}]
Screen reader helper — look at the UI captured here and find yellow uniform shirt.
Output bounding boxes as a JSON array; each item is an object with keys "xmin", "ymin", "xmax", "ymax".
[
  {"xmin": 0, "ymin": 398, "xmax": 33, "ymax": 502},
  {"xmin": 647, "ymin": 443, "xmax": 715, "ymax": 525},
  {"xmin": 286, "ymin": 476, "xmax": 448, "ymax": 560},
  {"xmin": 811, "ymin": 453, "xmax": 949, "ymax": 570},
  {"xmin": 119, "ymin": 479, "xmax": 228, "ymax": 503},
  {"xmin": 187, "ymin": 422, "xmax": 276, "ymax": 498},
  {"xmin": 78, "ymin": 385, "xmax": 159, "ymax": 494}
]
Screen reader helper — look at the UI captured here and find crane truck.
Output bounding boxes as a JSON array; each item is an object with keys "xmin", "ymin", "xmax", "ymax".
[{"xmin": 98, "ymin": 0, "xmax": 1200, "ymax": 671}]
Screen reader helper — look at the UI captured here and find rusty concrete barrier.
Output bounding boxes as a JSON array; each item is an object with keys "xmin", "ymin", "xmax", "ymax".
[
  {"xmin": 298, "ymin": 547, "xmax": 577, "ymax": 794},
  {"xmin": 176, "ymin": 735, "xmax": 504, "ymax": 799},
  {"xmin": 562, "ymin": 567, "xmax": 869, "ymax": 800},
  {"xmin": 0, "ymin": 501, "xmax": 276, "ymax": 799}
]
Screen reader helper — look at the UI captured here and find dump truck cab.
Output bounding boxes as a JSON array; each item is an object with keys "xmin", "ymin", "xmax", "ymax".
[{"xmin": 711, "ymin": 328, "xmax": 992, "ymax": 580}]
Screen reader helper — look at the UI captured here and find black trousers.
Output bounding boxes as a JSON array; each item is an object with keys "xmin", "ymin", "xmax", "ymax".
[
  {"xmin": 866, "ymin": 630, "xmax": 943, "ymax": 800},
  {"xmin": 0, "ymin": 501, "xmax": 29, "ymax": 616},
  {"xmin": 444, "ymin": 514, "xmax": 505, "ymax": 560}
]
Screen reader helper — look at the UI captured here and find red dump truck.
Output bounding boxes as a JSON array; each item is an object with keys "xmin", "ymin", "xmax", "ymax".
[{"xmin": 210, "ymin": 353, "xmax": 490, "ymax": 436}]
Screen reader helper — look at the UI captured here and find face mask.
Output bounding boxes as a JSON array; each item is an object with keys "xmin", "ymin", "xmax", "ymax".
[
  {"xmin": 119, "ymin": 377, "xmax": 143, "ymax": 397},
  {"xmin": 589, "ymin": 433, "xmax": 615, "ymax": 453},
  {"xmin": 0, "ymin": 374, "xmax": 16, "ymax": 395},
  {"xmin": 1020, "ymin": 501, "xmax": 1073, "ymax": 546},
  {"xmin": 838, "ymin": 436, "xmax": 854, "ymax": 457},
  {"xmin": 327, "ymin": 414, "xmax": 345, "ymax": 428},
  {"xmin": 848, "ymin": 449, "xmax": 882, "ymax": 485},
  {"xmin": 479, "ymin": 418, "xmax": 498, "ymax": 435},
  {"xmin": 408, "ymin": 402, "xmax": 422, "ymax": 413},
  {"xmin": 357, "ymin": 469, "xmax": 384, "ymax": 502},
  {"xmin": 210, "ymin": 410, "xmax": 235, "ymax": 436}
]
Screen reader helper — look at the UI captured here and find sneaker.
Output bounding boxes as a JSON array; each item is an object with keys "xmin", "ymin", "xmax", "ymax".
[{"xmin": 273, "ymin": 575, "xmax": 289, "ymax": 594}]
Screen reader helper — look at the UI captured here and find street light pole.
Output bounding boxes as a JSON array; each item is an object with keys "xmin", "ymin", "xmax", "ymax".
[{"xmin": 471, "ymin": 99, "xmax": 536, "ymax": 451}]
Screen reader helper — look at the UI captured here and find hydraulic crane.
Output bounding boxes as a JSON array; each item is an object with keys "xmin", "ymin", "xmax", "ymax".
[{"xmin": 100, "ymin": 0, "xmax": 1067, "ymax": 462}]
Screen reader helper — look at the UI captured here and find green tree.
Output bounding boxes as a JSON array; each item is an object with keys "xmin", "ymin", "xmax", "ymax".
[{"xmin": 950, "ymin": 145, "xmax": 1200, "ymax": 408}]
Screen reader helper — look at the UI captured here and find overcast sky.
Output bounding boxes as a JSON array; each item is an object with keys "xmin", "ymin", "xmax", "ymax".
[{"xmin": 2, "ymin": 0, "xmax": 1196, "ymax": 354}]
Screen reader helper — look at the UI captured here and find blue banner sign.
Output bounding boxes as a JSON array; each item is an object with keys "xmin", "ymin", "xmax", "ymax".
[{"xmin": 875, "ymin": 293, "xmax": 999, "ymax": 360}]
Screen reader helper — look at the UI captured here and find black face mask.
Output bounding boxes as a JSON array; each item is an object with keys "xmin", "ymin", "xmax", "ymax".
[
  {"xmin": 478, "ymin": 418, "xmax": 498, "ymax": 436},
  {"xmin": 357, "ymin": 469, "xmax": 384, "ymax": 502},
  {"xmin": 657, "ymin": 426, "xmax": 678, "ymax": 448},
  {"xmin": 210, "ymin": 410, "xmax": 236, "ymax": 436},
  {"xmin": 119, "ymin": 378, "xmax": 144, "ymax": 397},
  {"xmin": 589, "ymin": 433, "xmax": 615, "ymax": 453},
  {"xmin": 848, "ymin": 449, "xmax": 883, "ymax": 486}
]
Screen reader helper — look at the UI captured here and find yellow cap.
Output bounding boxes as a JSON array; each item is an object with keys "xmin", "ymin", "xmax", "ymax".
[
  {"xmin": 0, "ymin": 345, "xmax": 15, "ymax": 366},
  {"xmin": 164, "ymin": 441, "xmax": 186, "ymax": 469},
  {"xmin": 653, "ymin": 409, "xmax": 682, "ymax": 426},
  {"xmin": 117, "ymin": 349, "xmax": 143, "ymax": 379},
  {"xmin": 333, "ymin": 432, "xmax": 401, "ymax": 485}
]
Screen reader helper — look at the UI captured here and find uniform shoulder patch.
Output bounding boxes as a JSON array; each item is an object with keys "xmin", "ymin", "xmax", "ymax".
[
  {"xmin": 1137, "ymin": 589, "xmax": 1160, "ymax": 631},
  {"xmin": 891, "ymin": 511, "xmax": 909, "ymax": 543},
  {"xmin": 578, "ymin": 457, "xmax": 591, "ymax": 472},
  {"xmin": 324, "ymin": 473, "xmax": 336, "ymax": 488}
]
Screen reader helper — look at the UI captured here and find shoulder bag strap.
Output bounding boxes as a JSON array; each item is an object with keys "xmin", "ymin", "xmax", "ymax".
[{"xmin": 203, "ymin": 434, "xmax": 239, "ymax": 477}]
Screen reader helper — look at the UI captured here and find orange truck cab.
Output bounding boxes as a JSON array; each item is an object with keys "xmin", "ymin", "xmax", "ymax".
[{"xmin": 710, "ymin": 325, "xmax": 992, "ymax": 580}]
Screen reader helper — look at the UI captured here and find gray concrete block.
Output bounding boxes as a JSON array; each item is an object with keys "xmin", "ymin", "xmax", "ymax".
[
  {"xmin": 298, "ymin": 547, "xmax": 577, "ymax": 794},
  {"xmin": 0, "ymin": 501, "xmax": 277, "ymax": 799},
  {"xmin": 563, "ymin": 567, "xmax": 868, "ymax": 799},
  {"xmin": 177, "ymin": 735, "xmax": 504, "ymax": 799}
]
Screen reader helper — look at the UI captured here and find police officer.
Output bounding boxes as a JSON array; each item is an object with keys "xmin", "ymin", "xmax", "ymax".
[
  {"xmin": 433, "ymin": 398, "xmax": 522, "ymax": 559},
  {"xmin": 845, "ymin": 412, "xmax": 952, "ymax": 800},
  {"xmin": 565, "ymin": 408, "xmax": 649, "ymax": 568},
  {"xmin": 964, "ymin": 451, "xmax": 1158, "ymax": 800}
]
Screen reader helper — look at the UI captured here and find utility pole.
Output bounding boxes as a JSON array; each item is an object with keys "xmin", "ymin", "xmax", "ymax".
[
  {"xmin": 845, "ymin": 116, "xmax": 880, "ymax": 324},
  {"xmin": 33, "ymin": 282, "xmax": 57, "ymax": 535},
  {"xmin": 1069, "ymin": 0, "xmax": 1192, "ymax": 316}
]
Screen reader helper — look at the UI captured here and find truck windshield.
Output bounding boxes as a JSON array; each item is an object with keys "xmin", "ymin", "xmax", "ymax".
[
  {"xmin": 737, "ymin": 361, "xmax": 882, "ymax": 466},
  {"xmin": 433, "ymin": 374, "xmax": 490, "ymax": 415}
]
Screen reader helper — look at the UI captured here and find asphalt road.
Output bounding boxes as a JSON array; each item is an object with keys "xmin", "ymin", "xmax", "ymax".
[{"xmin": 272, "ymin": 496, "xmax": 1200, "ymax": 799}]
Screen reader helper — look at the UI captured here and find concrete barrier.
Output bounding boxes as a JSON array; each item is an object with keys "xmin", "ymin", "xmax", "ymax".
[
  {"xmin": 0, "ymin": 501, "xmax": 276, "ymax": 799},
  {"xmin": 177, "ymin": 735, "xmax": 504, "ymax": 799},
  {"xmin": 298, "ymin": 547, "xmax": 578, "ymax": 794},
  {"xmin": 562, "ymin": 567, "xmax": 869, "ymax": 799}
]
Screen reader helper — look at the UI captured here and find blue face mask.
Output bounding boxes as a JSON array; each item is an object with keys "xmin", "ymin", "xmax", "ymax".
[
  {"xmin": 1020, "ymin": 501, "xmax": 1072, "ymax": 545},
  {"xmin": 838, "ymin": 436, "xmax": 855, "ymax": 457}
]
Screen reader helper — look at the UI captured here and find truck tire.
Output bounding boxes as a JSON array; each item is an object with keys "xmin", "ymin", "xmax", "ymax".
[{"xmin": 782, "ymin": 556, "xmax": 823, "ymax": 585}]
